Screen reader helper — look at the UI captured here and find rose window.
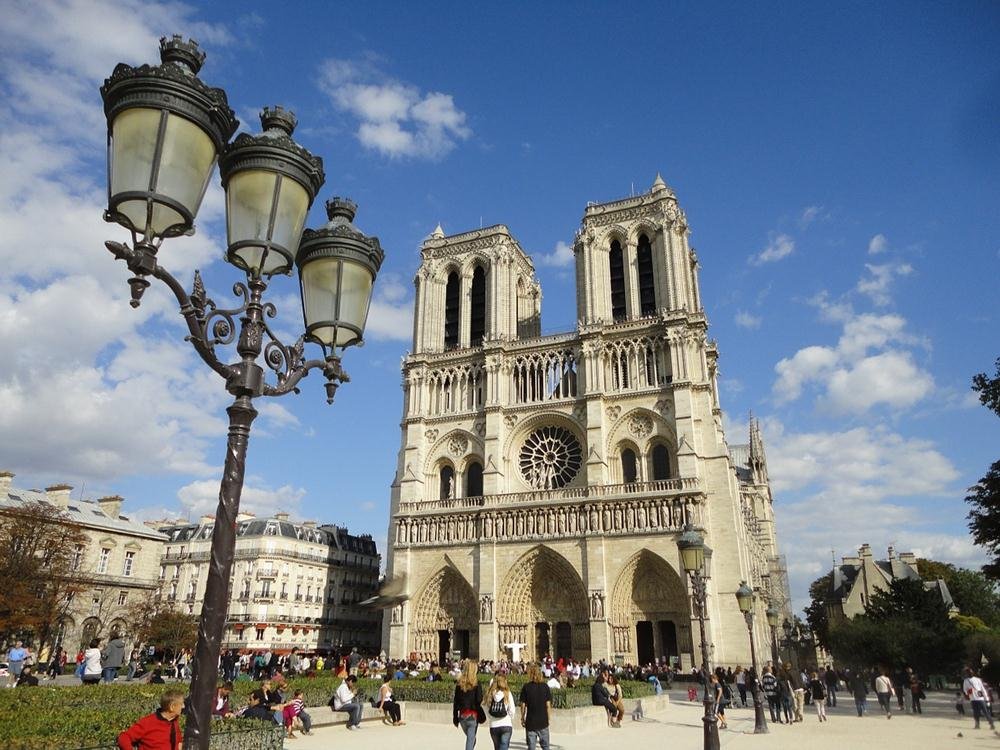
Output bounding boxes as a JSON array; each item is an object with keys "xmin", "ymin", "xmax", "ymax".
[{"xmin": 519, "ymin": 425, "xmax": 582, "ymax": 489}]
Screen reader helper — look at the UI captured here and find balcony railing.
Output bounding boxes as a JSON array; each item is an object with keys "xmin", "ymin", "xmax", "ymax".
[{"xmin": 399, "ymin": 477, "xmax": 703, "ymax": 512}]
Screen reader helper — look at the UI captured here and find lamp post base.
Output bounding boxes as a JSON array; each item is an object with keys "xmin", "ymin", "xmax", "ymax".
[{"xmin": 702, "ymin": 697, "xmax": 721, "ymax": 750}]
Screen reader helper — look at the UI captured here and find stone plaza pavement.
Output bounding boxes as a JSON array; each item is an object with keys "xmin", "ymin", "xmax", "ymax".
[{"xmin": 286, "ymin": 689, "xmax": 998, "ymax": 750}]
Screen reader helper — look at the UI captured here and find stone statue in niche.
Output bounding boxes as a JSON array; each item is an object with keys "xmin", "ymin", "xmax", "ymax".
[
  {"xmin": 480, "ymin": 594, "xmax": 493, "ymax": 622},
  {"xmin": 590, "ymin": 591, "xmax": 605, "ymax": 619}
]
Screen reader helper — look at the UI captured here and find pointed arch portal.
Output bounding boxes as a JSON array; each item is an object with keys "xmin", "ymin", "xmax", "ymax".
[
  {"xmin": 497, "ymin": 546, "xmax": 590, "ymax": 661},
  {"xmin": 410, "ymin": 566, "xmax": 478, "ymax": 662},
  {"xmin": 609, "ymin": 549, "xmax": 690, "ymax": 664}
]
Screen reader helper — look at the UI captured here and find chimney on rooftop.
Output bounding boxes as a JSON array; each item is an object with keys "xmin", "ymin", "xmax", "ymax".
[
  {"xmin": 45, "ymin": 484, "xmax": 73, "ymax": 509},
  {"xmin": 97, "ymin": 495, "xmax": 124, "ymax": 518},
  {"xmin": 899, "ymin": 551, "xmax": 918, "ymax": 571},
  {"xmin": 859, "ymin": 543, "xmax": 872, "ymax": 558},
  {"xmin": 236, "ymin": 511, "xmax": 255, "ymax": 522},
  {"xmin": 200, "ymin": 514, "xmax": 215, "ymax": 525},
  {"xmin": 303, "ymin": 521, "xmax": 316, "ymax": 528},
  {"xmin": 275, "ymin": 512, "xmax": 290, "ymax": 521},
  {"xmin": 0, "ymin": 471, "xmax": 13, "ymax": 493}
]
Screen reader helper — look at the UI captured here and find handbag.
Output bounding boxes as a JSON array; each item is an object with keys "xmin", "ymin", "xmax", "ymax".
[{"xmin": 476, "ymin": 705, "xmax": 487, "ymax": 724}]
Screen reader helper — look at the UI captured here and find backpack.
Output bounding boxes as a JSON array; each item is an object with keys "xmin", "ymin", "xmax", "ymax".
[{"xmin": 488, "ymin": 693, "xmax": 508, "ymax": 719}]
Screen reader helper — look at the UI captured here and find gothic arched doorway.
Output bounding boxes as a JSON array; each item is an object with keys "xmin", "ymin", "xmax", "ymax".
[
  {"xmin": 410, "ymin": 566, "xmax": 478, "ymax": 662},
  {"xmin": 497, "ymin": 546, "xmax": 590, "ymax": 662},
  {"xmin": 609, "ymin": 549, "xmax": 689, "ymax": 665}
]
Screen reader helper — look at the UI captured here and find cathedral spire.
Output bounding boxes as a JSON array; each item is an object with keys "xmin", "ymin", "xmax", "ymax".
[
  {"xmin": 651, "ymin": 172, "xmax": 667, "ymax": 192},
  {"xmin": 431, "ymin": 223, "xmax": 445, "ymax": 239}
]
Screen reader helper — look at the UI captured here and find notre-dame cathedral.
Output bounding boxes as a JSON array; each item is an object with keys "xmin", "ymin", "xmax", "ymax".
[{"xmin": 382, "ymin": 176, "xmax": 782, "ymax": 669}]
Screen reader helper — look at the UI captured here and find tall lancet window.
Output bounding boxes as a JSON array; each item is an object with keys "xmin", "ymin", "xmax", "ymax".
[
  {"xmin": 470, "ymin": 265, "xmax": 486, "ymax": 346},
  {"xmin": 444, "ymin": 271, "xmax": 460, "ymax": 349},
  {"xmin": 609, "ymin": 239, "xmax": 626, "ymax": 321},
  {"xmin": 637, "ymin": 234, "xmax": 656, "ymax": 316}
]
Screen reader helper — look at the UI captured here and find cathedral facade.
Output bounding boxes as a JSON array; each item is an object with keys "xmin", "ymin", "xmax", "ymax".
[{"xmin": 382, "ymin": 176, "xmax": 781, "ymax": 669}]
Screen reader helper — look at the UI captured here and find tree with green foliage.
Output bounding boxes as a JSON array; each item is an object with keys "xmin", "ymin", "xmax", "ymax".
[
  {"xmin": 968, "ymin": 357, "xmax": 1000, "ymax": 579},
  {"xmin": 129, "ymin": 596, "xmax": 198, "ymax": 657},
  {"xmin": 826, "ymin": 578, "xmax": 964, "ymax": 676},
  {"xmin": 917, "ymin": 558, "xmax": 1000, "ymax": 626},
  {"xmin": 804, "ymin": 571, "xmax": 834, "ymax": 649}
]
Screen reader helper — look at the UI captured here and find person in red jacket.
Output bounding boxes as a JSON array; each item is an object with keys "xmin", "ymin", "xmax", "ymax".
[{"xmin": 117, "ymin": 690, "xmax": 185, "ymax": 750}]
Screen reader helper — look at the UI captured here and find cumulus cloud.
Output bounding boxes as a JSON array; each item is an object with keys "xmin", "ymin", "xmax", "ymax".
[
  {"xmin": 772, "ymin": 305, "xmax": 933, "ymax": 413},
  {"xmin": 318, "ymin": 57, "xmax": 471, "ymax": 159},
  {"xmin": 750, "ymin": 232, "xmax": 794, "ymax": 265},
  {"xmin": 759, "ymin": 417, "xmax": 969, "ymax": 610},
  {"xmin": 365, "ymin": 274, "xmax": 413, "ymax": 342},
  {"xmin": 734, "ymin": 310, "xmax": 762, "ymax": 329},
  {"xmin": 536, "ymin": 240, "xmax": 575, "ymax": 268},
  {"xmin": 856, "ymin": 261, "xmax": 913, "ymax": 306},
  {"xmin": 0, "ymin": 2, "xmax": 299, "ymax": 492},
  {"xmin": 868, "ymin": 233, "xmax": 889, "ymax": 254},
  {"xmin": 177, "ymin": 478, "xmax": 307, "ymax": 519}
]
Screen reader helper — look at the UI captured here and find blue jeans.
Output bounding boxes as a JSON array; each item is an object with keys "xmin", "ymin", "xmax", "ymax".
[
  {"xmin": 102, "ymin": 667, "xmax": 119, "ymax": 683},
  {"xmin": 490, "ymin": 726, "xmax": 511, "ymax": 750},
  {"xmin": 459, "ymin": 715, "xmax": 478, "ymax": 750},
  {"xmin": 972, "ymin": 699, "xmax": 995, "ymax": 729},
  {"xmin": 854, "ymin": 697, "xmax": 867, "ymax": 716},
  {"xmin": 526, "ymin": 727, "xmax": 550, "ymax": 750},
  {"xmin": 335, "ymin": 701, "xmax": 363, "ymax": 727}
]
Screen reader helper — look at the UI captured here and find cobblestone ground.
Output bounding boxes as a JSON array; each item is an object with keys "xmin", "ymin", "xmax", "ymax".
[{"xmin": 286, "ymin": 690, "xmax": 997, "ymax": 750}]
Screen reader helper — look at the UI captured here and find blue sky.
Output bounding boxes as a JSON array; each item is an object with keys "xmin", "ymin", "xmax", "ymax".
[{"xmin": 1, "ymin": 0, "xmax": 998, "ymax": 613}]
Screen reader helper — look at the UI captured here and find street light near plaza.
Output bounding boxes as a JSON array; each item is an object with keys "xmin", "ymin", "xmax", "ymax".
[
  {"xmin": 677, "ymin": 525, "xmax": 720, "ymax": 750},
  {"xmin": 735, "ymin": 582, "xmax": 768, "ymax": 734},
  {"xmin": 766, "ymin": 604, "xmax": 781, "ymax": 667},
  {"xmin": 101, "ymin": 36, "xmax": 384, "ymax": 748}
]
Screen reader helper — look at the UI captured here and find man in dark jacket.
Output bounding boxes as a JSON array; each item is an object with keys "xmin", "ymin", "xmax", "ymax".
[
  {"xmin": 117, "ymin": 690, "xmax": 184, "ymax": 750},
  {"xmin": 102, "ymin": 632, "xmax": 127, "ymax": 683},
  {"xmin": 590, "ymin": 671, "xmax": 619, "ymax": 726}
]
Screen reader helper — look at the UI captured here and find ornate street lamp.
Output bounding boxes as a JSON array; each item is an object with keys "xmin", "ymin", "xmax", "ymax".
[
  {"xmin": 677, "ymin": 525, "xmax": 720, "ymax": 750},
  {"xmin": 101, "ymin": 36, "xmax": 383, "ymax": 749},
  {"xmin": 735, "ymin": 582, "xmax": 768, "ymax": 734},
  {"xmin": 766, "ymin": 604, "xmax": 780, "ymax": 667}
]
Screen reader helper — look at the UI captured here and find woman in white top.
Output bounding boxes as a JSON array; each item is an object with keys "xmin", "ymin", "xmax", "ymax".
[
  {"xmin": 82, "ymin": 638, "xmax": 102, "ymax": 685},
  {"xmin": 484, "ymin": 674, "xmax": 516, "ymax": 750},
  {"xmin": 378, "ymin": 674, "xmax": 405, "ymax": 726}
]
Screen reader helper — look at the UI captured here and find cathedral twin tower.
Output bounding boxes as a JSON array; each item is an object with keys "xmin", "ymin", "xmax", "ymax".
[{"xmin": 383, "ymin": 176, "xmax": 781, "ymax": 668}]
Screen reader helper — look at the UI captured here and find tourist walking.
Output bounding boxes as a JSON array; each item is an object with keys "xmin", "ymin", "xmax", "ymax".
[
  {"xmin": 711, "ymin": 672, "xmax": 728, "ymax": 730},
  {"xmin": 485, "ymin": 673, "xmax": 516, "ymax": 750},
  {"xmin": 116, "ymin": 689, "xmax": 184, "ymax": 750},
  {"xmin": 454, "ymin": 659, "xmax": 485, "ymax": 750},
  {"xmin": 735, "ymin": 666, "xmax": 748, "ymax": 707},
  {"xmin": 849, "ymin": 670, "xmax": 868, "ymax": 717},
  {"xmin": 809, "ymin": 671, "xmax": 827, "ymax": 721},
  {"xmin": 824, "ymin": 665, "xmax": 838, "ymax": 707},
  {"xmin": 909, "ymin": 670, "xmax": 924, "ymax": 714},
  {"xmin": 518, "ymin": 663, "xmax": 552, "ymax": 750},
  {"xmin": 6, "ymin": 641, "xmax": 26, "ymax": 687},
  {"xmin": 786, "ymin": 664, "xmax": 804, "ymax": 722},
  {"xmin": 875, "ymin": 669, "xmax": 894, "ymax": 719},
  {"xmin": 761, "ymin": 666, "xmax": 781, "ymax": 723},
  {"xmin": 777, "ymin": 667, "xmax": 794, "ymax": 723},
  {"xmin": 963, "ymin": 667, "xmax": 997, "ymax": 732}
]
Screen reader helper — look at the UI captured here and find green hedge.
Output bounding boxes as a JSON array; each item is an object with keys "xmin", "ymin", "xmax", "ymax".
[{"xmin": 0, "ymin": 674, "xmax": 653, "ymax": 747}]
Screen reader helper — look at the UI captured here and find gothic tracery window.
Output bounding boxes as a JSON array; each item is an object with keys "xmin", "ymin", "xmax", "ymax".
[
  {"xmin": 621, "ymin": 448, "xmax": 638, "ymax": 484},
  {"xmin": 651, "ymin": 443, "xmax": 671, "ymax": 480},
  {"xmin": 466, "ymin": 461, "xmax": 483, "ymax": 497},
  {"xmin": 519, "ymin": 426, "xmax": 583, "ymax": 489}
]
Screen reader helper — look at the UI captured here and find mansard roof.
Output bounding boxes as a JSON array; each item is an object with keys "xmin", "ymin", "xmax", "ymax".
[
  {"xmin": 1, "ymin": 486, "xmax": 167, "ymax": 541},
  {"xmin": 157, "ymin": 516, "xmax": 377, "ymax": 555}
]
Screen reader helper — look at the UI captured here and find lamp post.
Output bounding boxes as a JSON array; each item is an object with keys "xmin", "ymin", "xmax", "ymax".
[
  {"xmin": 735, "ymin": 582, "xmax": 768, "ymax": 734},
  {"xmin": 101, "ymin": 37, "xmax": 384, "ymax": 749},
  {"xmin": 677, "ymin": 525, "xmax": 720, "ymax": 750},
  {"xmin": 766, "ymin": 604, "xmax": 780, "ymax": 668}
]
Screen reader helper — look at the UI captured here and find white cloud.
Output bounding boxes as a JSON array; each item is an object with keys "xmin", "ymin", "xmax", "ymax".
[
  {"xmin": 772, "ymin": 307, "xmax": 933, "ymax": 414},
  {"xmin": 318, "ymin": 58, "xmax": 471, "ymax": 159},
  {"xmin": 177, "ymin": 478, "xmax": 306, "ymax": 519},
  {"xmin": 536, "ymin": 240, "xmax": 575, "ymax": 268},
  {"xmin": 798, "ymin": 205, "xmax": 825, "ymax": 229},
  {"xmin": 856, "ymin": 261, "xmax": 913, "ymax": 306},
  {"xmin": 734, "ymin": 310, "xmax": 762, "ymax": 329},
  {"xmin": 868, "ymin": 233, "xmax": 889, "ymax": 254},
  {"xmin": 750, "ymin": 232, "xmax": 794, "ymax": 265},
  {"xmin": 365, "ymin": 274, "xmax": 413, "ymax": 342}
]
